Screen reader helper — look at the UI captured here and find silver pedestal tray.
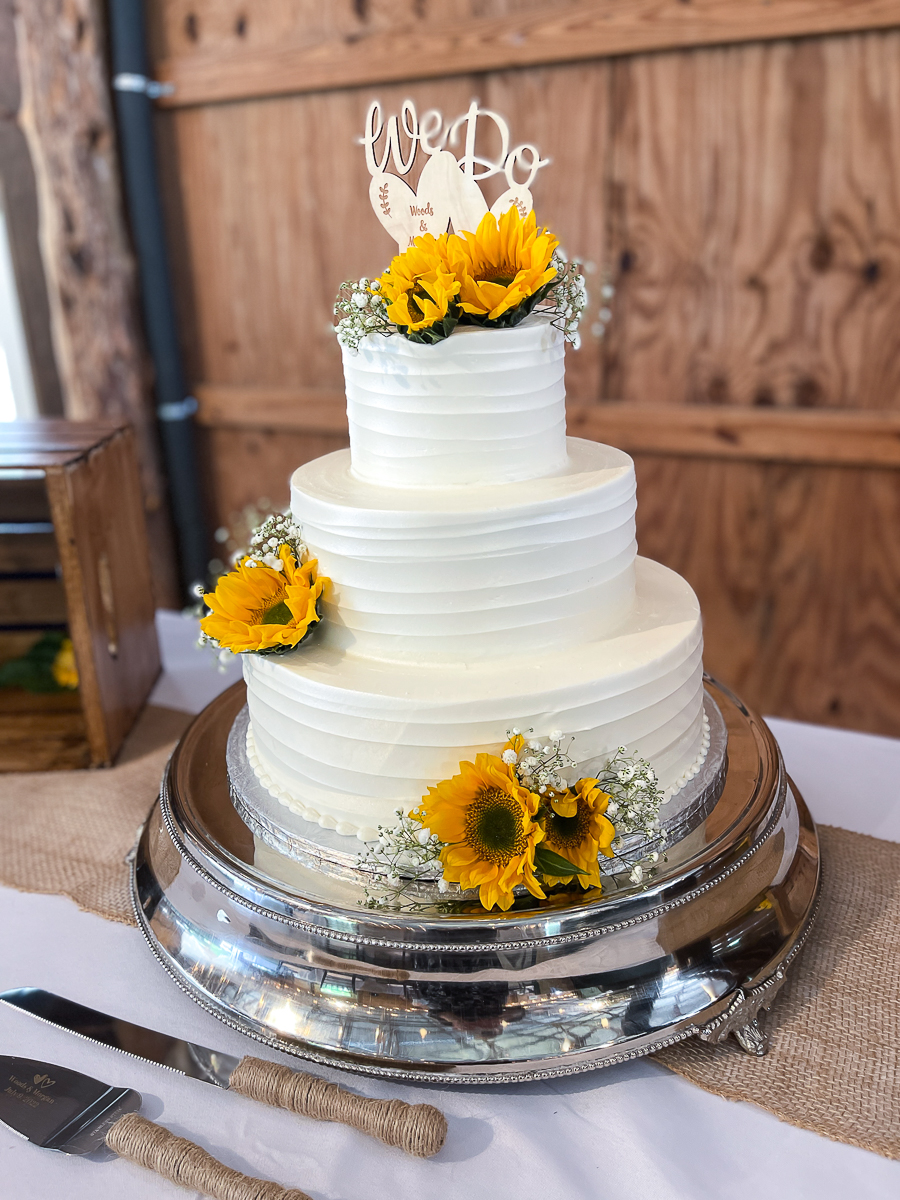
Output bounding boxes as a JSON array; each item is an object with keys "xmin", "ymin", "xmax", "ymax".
[{"xmin": 132, "ymin": 677, "xmax": 820, "ymax": 1083}]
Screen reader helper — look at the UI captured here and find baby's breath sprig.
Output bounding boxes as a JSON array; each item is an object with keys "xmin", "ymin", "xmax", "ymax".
[
  {"xmin": 334, "ymin": 278, "xmax": 393, "ymax": 352},
  {"xmin": 598, "ymin": 747, "xmax": 665, "ymax": 841},
  {"xmin": 537, "ymin": 252, "xmax": 588, "ymax": 347},
  {"xmin": 501, "ymin": 727, "xmax": 577, "ymax": 794},
  {"xmin": 357, "ymin": 807, "xmax": 449, "ymax": 910},
  {"xmin": 246, "ymin": 511, "xmax": 308, "ymax": 571},
  {"xmin": 593, "ymin": 747, "xmax": 667, "ymax": 885}
]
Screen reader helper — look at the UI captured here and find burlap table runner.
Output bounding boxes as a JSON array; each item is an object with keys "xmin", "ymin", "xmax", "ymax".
[
  {"xmin": 656, "ymin": 824, "xmax": 900, "ymax": 1160},
  {"xmin": 0, "ymin": 704, "xmax": 191, "ymax": 923},
  {"xmin": 1, "ymin": 706, "xmax": 898, "ymax": 1159}
]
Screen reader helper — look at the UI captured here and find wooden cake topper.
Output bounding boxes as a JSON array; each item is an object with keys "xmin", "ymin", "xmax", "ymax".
[{"xmin": 361, "ymin": 99, "xmax": 551, "ymax": 251}]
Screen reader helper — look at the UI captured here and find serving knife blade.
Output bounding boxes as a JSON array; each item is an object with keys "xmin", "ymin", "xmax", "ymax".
[
  {"xmin": 1, "ymin": 987, "xmax": 239, "ymax": 1085},
  {"xmin": 1, "ymin": 988, "xmax": 446, "ymax": 1157},
  {"xmin": 0, "ymin": 1055, "xmax": 306, "ymax": 1198}
]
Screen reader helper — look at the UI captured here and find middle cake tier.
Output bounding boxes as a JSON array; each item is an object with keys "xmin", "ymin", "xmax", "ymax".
[{"xmin": 291, "ymin": 437, "xmax": 637, "ymax": 662}]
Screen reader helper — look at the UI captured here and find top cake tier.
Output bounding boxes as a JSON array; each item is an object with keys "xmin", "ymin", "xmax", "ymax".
[{"xmin": 342, "ymin": 317, "xmax": 567, "ymax": 488}]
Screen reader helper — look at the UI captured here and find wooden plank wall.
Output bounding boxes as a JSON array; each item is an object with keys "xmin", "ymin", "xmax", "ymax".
[{"xmin": 145, "ymin": 1, "xmax": 900, "ymax": 735}]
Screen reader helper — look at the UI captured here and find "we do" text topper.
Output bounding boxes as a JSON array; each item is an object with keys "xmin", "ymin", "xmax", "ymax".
[{"xmin": 361, "ymin": 99, "xmax": 551, "ymax": 251}]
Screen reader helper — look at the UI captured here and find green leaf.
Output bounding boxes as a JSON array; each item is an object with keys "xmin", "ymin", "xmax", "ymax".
[
  {"xmin": 533, "ymin": 845, "xmax": 589, "ymax": 877},
  {"xmin": 0, "ymin": 630, "xmax": 69, "ymax": 693}
]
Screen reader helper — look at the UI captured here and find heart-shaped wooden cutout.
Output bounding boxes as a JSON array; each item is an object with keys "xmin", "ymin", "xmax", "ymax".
[
  {"xmin": 422, "ymin": 151, "xmax": 488, "ymax": 238},
  {"xmin": 490, "ymin": 186, "xmax": 534, "ymax": 222},
  {"xmin": 369, "ymin": 158, "xmax": 455, "ymax": 251}
]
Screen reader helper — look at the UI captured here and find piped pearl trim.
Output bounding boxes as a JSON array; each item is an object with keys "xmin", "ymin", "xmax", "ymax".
[
  {"xmin": 246, "ymin": 722, "xmax": 380, "ymax": 842},
  {"xmin": 661, "ymin": 712, "xmax": 711, "ymax": 803}
]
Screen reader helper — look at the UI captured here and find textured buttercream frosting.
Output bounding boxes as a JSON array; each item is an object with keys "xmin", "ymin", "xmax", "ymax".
[
  {"xmin": 290, "ymin": 438, "xmax": 637, "ymax": 661},
  {"xmin": 244, "ymin": 319, "xmax": 707, "ymax": 843},
  {"xmin": 343, "ymin": 317, "xmax": 567, "ymax": 487}
]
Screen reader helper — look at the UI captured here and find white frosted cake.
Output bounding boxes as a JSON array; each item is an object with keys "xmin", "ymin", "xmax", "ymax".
[{"xmin": 243, "ymin": 316, "xmax": 706, "ymax": 842}]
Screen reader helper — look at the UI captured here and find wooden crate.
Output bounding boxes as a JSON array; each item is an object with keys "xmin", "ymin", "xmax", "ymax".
[{"xmin": 0, "ymin": 421, "xmax": 161, "ymax": 770}]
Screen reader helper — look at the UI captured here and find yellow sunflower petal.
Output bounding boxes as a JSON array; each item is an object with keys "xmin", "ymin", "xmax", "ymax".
[
  {"xmin": 200, "ymin": 546, "xmax": 329, "ymax": 654},
  {"xmin": 417, "ymin": 748, "xmax": 545, "ymax": 911}
]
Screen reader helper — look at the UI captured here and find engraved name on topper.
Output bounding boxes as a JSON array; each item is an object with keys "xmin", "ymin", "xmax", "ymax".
[{"xmin": 361, "ymin": 99, "xmax": 551, "ymax": 251}]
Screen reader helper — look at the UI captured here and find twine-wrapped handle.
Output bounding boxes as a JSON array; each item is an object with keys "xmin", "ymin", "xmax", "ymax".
[
  {"xmin": 229, "ymin": 1056, "xmax": 447, "ymax": 1158},
  {"xmin": 106, "ymin": 1112, "xmax": 311, "ymax": 1200}
]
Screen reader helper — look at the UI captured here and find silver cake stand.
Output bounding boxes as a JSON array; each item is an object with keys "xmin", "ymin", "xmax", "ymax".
[{"xmin": 132, "ymin": 677, "xmax": 820, "ymax": 1083}]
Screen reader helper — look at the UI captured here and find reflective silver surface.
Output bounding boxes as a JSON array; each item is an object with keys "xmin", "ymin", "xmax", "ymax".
[
  {"xmin": 0, "ymin": 1056, "xmax": 141, "ymax": 1155},
  {"xmin": 132, "ymin": 677, "xmax": 820, "ymax": 1083},
  {"xmin": 226, "ymin": 694, "xmax": 729, "ymax": 888},
  {"xmin": 0, "ymin": 989, "xmax": 239, "ymax": 1089}
]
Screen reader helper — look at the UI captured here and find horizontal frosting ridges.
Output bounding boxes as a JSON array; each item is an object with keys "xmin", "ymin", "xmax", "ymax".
[
  {"xmin": 244, "ymin": 557, "xmax": 706, "ymax": 838},
  {"xmin": 291, "ymin": 439, "xmax": 638, "ymax": 661},
  {"xmin": 343, "ymin": 318, "xmax": 567, "ymax": 486}
]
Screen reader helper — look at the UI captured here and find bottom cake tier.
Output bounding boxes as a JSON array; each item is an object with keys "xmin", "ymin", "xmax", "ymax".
[{"xmin": 243, "ymin": 556, "xmax": 706, "ymax": 841}]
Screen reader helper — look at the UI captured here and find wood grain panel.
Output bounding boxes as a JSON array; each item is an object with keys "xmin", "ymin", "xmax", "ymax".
[
  {"xmin": 0, "ymin": 689, "xmax": 89, "ymax": 771},
  {"xmin": 149, "ymin": 1, "xmax": 900, "ymax": 108},
  {"xmin": 146, "ymin": 7, "xmax": 900, "ymax": 734},
  {"xmin": 45, "ymin": 429, "xmax": 161, "ymax": 764},
  {"xmin": 194, "ymin": 384, "xmax": 347, "ymax": 433},
  {"xmin": 604, "ymin": 33, "xmax": 900, "ymax": 410},
  {"xmin": 14, "ymin": 1, "xmax": 179, "ymax": 604},
  {"xmin": 634, "ymin": 456, "xmax": 900, "ymax": 735},
  {"xmin": 0, "ymin": 530, "xmax": 57, "ymax": 575},
  {"xmin": 569, "ymin": 404, "xmax": 900, "ymax": 466},
  {"xmin": 199, "ymin": 426, "xmax": 349, "ymax": 538},
  {"xmin": 0, "ymin": 577, "xmax": 67, "ymax": 626}
]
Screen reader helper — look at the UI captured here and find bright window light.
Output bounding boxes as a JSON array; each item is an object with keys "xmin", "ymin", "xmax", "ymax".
[
  {"xmin": 0, "ymin": 345, "xmax": 15, "ymax": 421},
  {"xmin": 0, "ymin": 190, "xmax": 38, "ymax": 421}
]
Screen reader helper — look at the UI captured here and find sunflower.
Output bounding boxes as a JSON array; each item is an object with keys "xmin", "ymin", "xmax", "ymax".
[
  {"xmin": 447, "ymin": 207, "xmax": 559, "ymax": 322},
  {"xmin": 200, "ymin": 544, "xmax": 328, "ymax": 654},
  {"xmin": 51, "ymin": 637, "xmax": 78, "ymax": 690},
  {"xmin": 414, "ymin": 753, "xmax": 546, "ymax": 911},
  {"xmin": 539, "ymin": 777, "xmax": 615, "ymax": 890},
  {"xmin": 377, "ymin": 233, "xmax": 461, "ymax": 334}
]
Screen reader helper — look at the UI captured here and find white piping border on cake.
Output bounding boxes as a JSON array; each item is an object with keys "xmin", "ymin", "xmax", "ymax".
[
  {"xmin": 246, "ymin": 722, "xmax": 381, "ymax": 842},
  {"xmin": 661, "ymin": 711, "xmax": 711, "ymax": 804},
  {"xmin": 245, "ymin": 711, "xmax": 711, "ymax": 844}
]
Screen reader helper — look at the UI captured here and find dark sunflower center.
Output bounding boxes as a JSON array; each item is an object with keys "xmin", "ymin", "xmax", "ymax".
[
  {"xmin": 260, "ymin": 597, "xmax": 293, "ymax": 625},
  {"xmin": 477, "ymin": 264, "xmax": 517, "ymax": 287},
  {"xmin": 464, "ymin": 787, "xmax": 527, "ymax": 866},
  {"xmin": 407, "ymin": 282, "xmax": 430, "ymax": 321},
  {"xmin": 545, "ymin": 804, "xmax": 591, "ymax": 851}
]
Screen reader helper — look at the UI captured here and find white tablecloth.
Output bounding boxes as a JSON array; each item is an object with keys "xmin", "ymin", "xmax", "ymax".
[{"xmin": 3, "ymin": 610, "xmax": 899, "ymax": 1198}]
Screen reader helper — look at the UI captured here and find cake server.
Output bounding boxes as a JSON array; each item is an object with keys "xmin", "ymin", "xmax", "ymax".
[
  {"xmin": 0, "ymin": 1055, "xmax": 309, "ymax": 1198},
  {"xmin": 1, "ymin": 988, "xmax": 445, "ymax": 1157}
]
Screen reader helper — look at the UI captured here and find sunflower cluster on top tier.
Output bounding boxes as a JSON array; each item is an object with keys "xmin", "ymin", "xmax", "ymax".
[{"xmin": 334, "ymin": 207, "xmax": 587, "ymax": 350}]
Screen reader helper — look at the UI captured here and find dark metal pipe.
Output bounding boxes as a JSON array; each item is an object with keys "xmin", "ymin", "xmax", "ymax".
[{"xmin": 107, "ymin": 0, "xmax": 208, "ymax": 598}]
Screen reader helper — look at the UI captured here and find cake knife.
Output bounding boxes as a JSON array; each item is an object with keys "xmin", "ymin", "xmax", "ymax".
[
  {"xmin": 0, "ymin": 1055, "xmax": 309, "ymax": 1198},
  {"xmin": 1, "ymin": 988, "xmax": 446, "ymax": 1157}
]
